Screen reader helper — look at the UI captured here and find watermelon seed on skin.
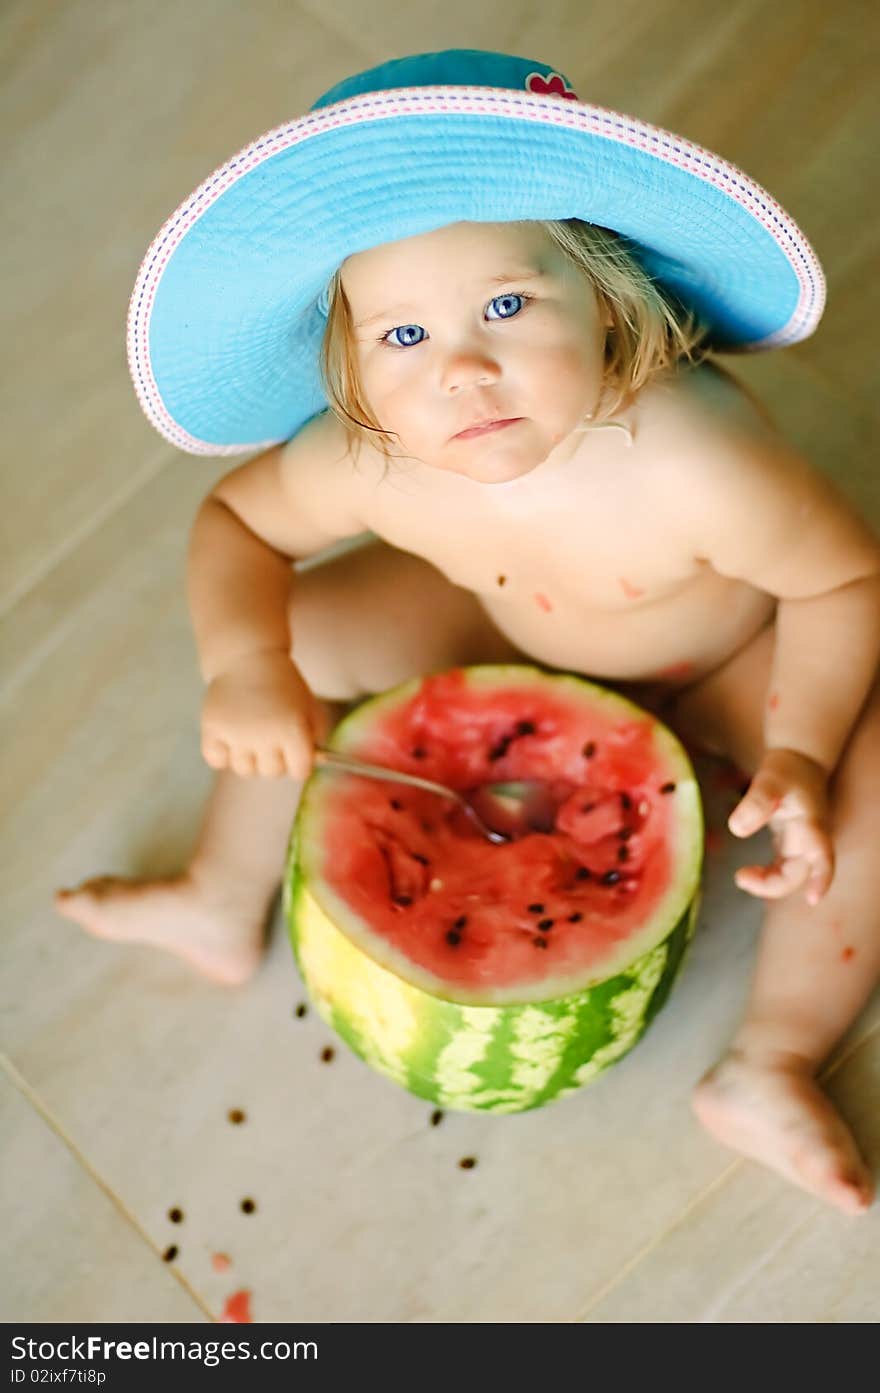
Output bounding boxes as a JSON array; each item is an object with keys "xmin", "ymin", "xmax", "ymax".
[
  {"xmin": 163, "ymin": 1246, "xmax": 178, "ymax": 1262},
  {"xmin": 227, "ymin": 1109, "xmax": 246, "ymax": 1125},
  {"xmin": 168, "ymin": 1208, "xmax": 183, "ymax": 1224},
  {"xmin": 240, "ymin": 1199, "xmax": 256, "ymax": 1214},
  {"xmin": 430, "ymin": 1110, "xmax": 444, "ymax": 1126},
  {"xmin": 459, "ymin": 1157, "xmax": 477, "ymax": 1169},
  {"xmin": 295, "ymin": 1003, "xmax": 308, "ymax": 1018},
  {"xmin": 321, "ymin": 1047, "xmax": 335, "ymax": 1063}
]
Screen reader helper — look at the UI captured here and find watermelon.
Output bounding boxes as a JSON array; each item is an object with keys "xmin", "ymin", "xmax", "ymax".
[{"xmin": 284, "ymin": 665, "xmax": 703, "ymax": 1113}]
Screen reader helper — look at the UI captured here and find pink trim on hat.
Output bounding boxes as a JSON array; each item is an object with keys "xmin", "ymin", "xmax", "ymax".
[{"xmin": 128, "ymin": 85, "xmax": 825, "ymax": 455}]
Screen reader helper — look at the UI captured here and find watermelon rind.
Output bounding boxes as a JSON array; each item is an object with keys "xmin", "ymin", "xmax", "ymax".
[{"xmin": 284, "ymin": 664, "xmax": 703, "ymax": 1112}]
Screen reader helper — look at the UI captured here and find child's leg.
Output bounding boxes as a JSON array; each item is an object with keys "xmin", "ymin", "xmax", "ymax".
[
  {"xmin": 664, "ymin": 623, "xmax": 880, "ymax": 1213},
  {"xmin": 54, "ymin": 540, "xmax": 524, "ymax": 984}
]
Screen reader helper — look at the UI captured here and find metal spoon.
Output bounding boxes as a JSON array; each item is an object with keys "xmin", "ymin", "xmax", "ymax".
[{"xmin": 313, "ymin": 748, "xmax": 557, "ymax": 843}]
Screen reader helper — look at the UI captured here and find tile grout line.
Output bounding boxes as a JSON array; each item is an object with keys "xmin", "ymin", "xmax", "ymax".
[
  {"xmin": 1, "ymin": 1050, "xmax": 216, "ymax": 1322},
  {"xmin": 573, "ymin": 1156, "xmax": 744, "ymax": 1321},
  {"xmin": 573, "ymin": 1018, "xmax": 880, "ymax": 1321},
  {"xmin": 0, "ymin": 446, "xmax": 173, "ymax": 622}
]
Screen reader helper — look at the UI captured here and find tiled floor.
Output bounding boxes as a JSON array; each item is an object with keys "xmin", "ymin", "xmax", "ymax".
[{"xmin": 3, "ymin": 0, "xmax": 878, "ymax": 1322}]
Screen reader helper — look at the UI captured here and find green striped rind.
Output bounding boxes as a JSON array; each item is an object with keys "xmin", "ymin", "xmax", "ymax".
[{"xmin": 286, "ymin": 872, "xmax": 700, "ymax": 1114}]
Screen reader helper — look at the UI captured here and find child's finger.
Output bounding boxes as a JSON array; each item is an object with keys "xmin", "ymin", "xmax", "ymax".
[
  {"xmin": 728, "ymin": 782, "xmax": 782, "ymax": 838},
  {"xmin": 202, "ymin": 738, "xmax": 229, "ymax": 769},
  {"xmin": 734, "ymin": 856, "xmax": 810, "ymax": 899}
]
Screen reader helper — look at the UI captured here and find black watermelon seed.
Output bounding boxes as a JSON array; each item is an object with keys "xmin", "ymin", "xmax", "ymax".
[
  {"xmin": 617, "ymin": 826, "xmax": 634, "ymax": 840},
  {"xmin": 620, "ymin": 793, "xmax": 633, "ymax": 810},
  {"xmin": 581, "ymin": 802, "xmax": 597, "ymax": 813},
  {"xmin": 163, "ymin": 1245, "xmax": 178, "ymax": 1262},
  {"xmin": 567, "ymin": 912, "xmax": 583, "ymax": 922},
  {"xmin": 459, "ymin": 1156, "xmax": 477, "ymax": 1169},
  {"xmin": 295, "ymin": 1003, "xmax": 308, "ymax": 1018},
  {"xmin": 660, "ymin": 782, "xmax": 676, "ymax": 794},
  {"xmin": 516, "ymin": 721, "xmax": 536, "ymax": 736},
  {"xmin": 575, "ymin": 867, "xmax": 591, "ymax": 881},
  {"xmin": 489, "ymin": 736, "xmax": 513, "ymax": 761},
  {"xmin": 601, "ymin": 870, "xmax": 622, "ymax": 885},
  {"xmin": 227, "ymin": 1109, "xmax": 246, "ymax": 1125},
  {"xmin": 240, "ymin": 1198, "xmax": 256, "ymax": 1214},
  {"xmin": 321, "ymin": 1047, "xmax": 335, "ymax": 1063},
  {"xmin": 413, "ymin": 853, "xmax": 429, "ymax": 865},
  {"xmin": 393, "ymin": 895, "xmax": 413, "ymax": 907},
  {"xmin": 430, "ymin": 1110, "xmax": 444, "ymax": 1126},
  {"xmin": 533, "ymin": 936, "xmax": 549, "ymax": 949},
  {"xmin": 527, "ymin": 902, "xmax": 545, "ymax": 914},
  {"xmin": 390, "ymin": 798, "xmax": 403, "ymax": 810},
  {"xmin": 412, "ymin": 747, "xmax": 427, "ymax": 759},
  {"xmin": 168, "ymin": 1207, "xmax": 183, "ymax": 1224},
  {"xmin": 617, "ymin": 846, "xmax": 630, "ymax": 862},
  {"xmin": 582, "ymin": 741, "xmax": 597, "ymax": 758},
  {"xmin": 537, "ymin": 918, "xmax": 554, "ymax": 930},
  {"xmin": 453, "ymin": 915, "xmax": 468, "ymax": 929},
  {"xmin": 446, "ymin": 930, "xmax": 462, "ymax": 946}
]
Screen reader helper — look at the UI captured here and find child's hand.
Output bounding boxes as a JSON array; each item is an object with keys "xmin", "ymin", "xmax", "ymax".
[
  {"xmin": 727, "ymin": 748, "xmax": 834, "ymax": 907},
  {"xmin": 200, "ymin": 650, "xmax": 329, "ymax": 779}
]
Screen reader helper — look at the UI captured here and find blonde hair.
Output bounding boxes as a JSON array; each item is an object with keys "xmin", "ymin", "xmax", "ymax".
[{"xmin": 318, "ymin": 219, "xmax": 710, "ymax": 462}]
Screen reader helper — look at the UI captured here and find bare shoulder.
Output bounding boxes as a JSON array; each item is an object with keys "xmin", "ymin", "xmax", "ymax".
[
  {"xmin": 638, "ymin": 362, "xmax": 880, "ymax": 592},
  {"xmin": 211, "ymin": 410, "xmax": 380, "ymax": 558}
]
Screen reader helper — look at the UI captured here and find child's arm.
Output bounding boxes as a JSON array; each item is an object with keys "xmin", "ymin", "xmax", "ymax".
[
  {"xmin": 185, "ymin": 419, "xmax": 369, "ymax": 778},
  {"xmin": 672, "ymin": 414, "xmax": 880, "ymax": 903},
  {"xmin": 675, "ymin": 423, "xmax": 880, "ymax": 775},
  {"xmin": 186, "ymin": 416, "xmax": 366, "ymax": 682}
]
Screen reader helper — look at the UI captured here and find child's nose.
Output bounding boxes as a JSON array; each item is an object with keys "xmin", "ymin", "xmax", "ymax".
[{"xmin": 442, "ymin": 350, "xmax": 501, "ymax": 391}]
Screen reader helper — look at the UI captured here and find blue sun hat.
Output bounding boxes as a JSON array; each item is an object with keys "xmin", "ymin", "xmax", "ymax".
[{"xmin": 127, "ymin": 48, "xmax": 825, "ymax": 456}]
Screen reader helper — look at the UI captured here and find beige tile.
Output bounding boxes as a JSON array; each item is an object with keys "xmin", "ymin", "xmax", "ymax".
[
  {"xmin": 581, "ymin": 1030, "xmax": 880, "ymax": 1322},
  {"xmin": 1, "ymin": 1066, "xmax": 206, "ymax": 1322},
  {"xmin": 0, "ymin": 0, "xmax": 368, "ymax": 612}
]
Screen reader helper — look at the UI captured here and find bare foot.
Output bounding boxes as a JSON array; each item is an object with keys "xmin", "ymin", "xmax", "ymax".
[
  {"xmin": 53, "ymin": 869, "xmax": 271, "ymax": 986},
  {"xmin": 692, "ymin": 1049, "xmax": 874, "ymax": 1215}
]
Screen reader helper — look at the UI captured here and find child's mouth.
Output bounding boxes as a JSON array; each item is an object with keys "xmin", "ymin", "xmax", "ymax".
[{"xmin": 453, "ymin": 418, "xmax": 522, "ymax": 441}]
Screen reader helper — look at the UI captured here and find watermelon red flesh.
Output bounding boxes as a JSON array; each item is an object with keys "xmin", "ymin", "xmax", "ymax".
[{"xmin": 302, "ymin": 667, "xmax": 699, "ymax": 1003}]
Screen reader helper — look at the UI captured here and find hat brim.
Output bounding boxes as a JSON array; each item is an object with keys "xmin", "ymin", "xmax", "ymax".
[{"xmin": 128, "ymin": 87, "xmax": 824, "ymax": 455}]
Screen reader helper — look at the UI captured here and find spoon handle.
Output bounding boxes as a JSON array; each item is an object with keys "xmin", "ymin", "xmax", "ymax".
[
  {"xmin": 313, "ymin": 748, "xmax": 511, "ymax": 845},
  {"xmin": 313, "ymin": 747, "xmax": 462, "ymax": 803}
]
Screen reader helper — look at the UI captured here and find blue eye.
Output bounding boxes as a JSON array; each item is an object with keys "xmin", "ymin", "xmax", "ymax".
[{"xmin": 380, "ymin": 293, "xmax": 529, "ymax": 348}]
